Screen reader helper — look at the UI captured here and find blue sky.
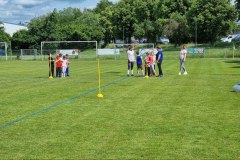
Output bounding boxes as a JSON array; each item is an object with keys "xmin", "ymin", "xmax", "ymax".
[{"xmin": 0, "ymin": 0, "xmax": 118, "ymax": 24}]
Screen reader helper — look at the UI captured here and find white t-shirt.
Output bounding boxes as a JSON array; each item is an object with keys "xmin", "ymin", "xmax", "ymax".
[
  {"xmin": 180, "ymin": 49, "xmax": 187, "ymax": 59},
  {"xmin": 128, "ymin": 50, "xmax": 135, "ymax": 62},
  {"xmin": 62, "ymin": 59, "xmax": 68, "ymax": 67}
]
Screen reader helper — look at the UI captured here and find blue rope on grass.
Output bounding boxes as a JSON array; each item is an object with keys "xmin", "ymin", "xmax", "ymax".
[{"xmin": 0, "ymin": 76, "xmax": 129, "ymax": 129}]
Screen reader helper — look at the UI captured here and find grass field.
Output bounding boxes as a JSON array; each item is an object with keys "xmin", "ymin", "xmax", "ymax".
[{"xmin": 0, "ymin": 58, "xmax": 240, "ymax": 159}]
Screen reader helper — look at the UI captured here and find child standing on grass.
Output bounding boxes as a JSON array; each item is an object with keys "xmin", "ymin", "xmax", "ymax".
[
  {"xmin": 62, "ymin": 56, "xmax": 67, "ymax": 78},
  {"xmin": 144, "ymin": 52, "xmax": 151, "ymax": 76},
  {"xmin": 65, "ymin": 54, "xmax": 70, "ymax": 76},
  {"xmin": 136, "ymin": 51, "xmax": 144, "ymax": 76},
  {"xmin": 150, "ymin": 51, "xmax": 156, "ymax": 76},
  {"xmin": 179, "ymin": 45, "xmax": 188, "ymax": 75},
  {"xmin": 56, "ymin": 56, "xmax": 62, "ymax": 78}
]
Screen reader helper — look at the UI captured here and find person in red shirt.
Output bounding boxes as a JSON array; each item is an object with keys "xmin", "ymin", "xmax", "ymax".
[{"xmin": 56, "ymin": 56, "xmax": 62, "ymax": 78}]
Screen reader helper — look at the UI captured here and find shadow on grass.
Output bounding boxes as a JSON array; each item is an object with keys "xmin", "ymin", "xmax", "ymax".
[
  {"xmin": 224, "ymin": 60, "xmax": 240, "ymax": 64},
  {"xmin": 231, "ymin": 66, "xmax": 240, "ymax": 68},
  {"xmin": 106, "ymin": 71, "xmax": 121, "ymax": 74}
]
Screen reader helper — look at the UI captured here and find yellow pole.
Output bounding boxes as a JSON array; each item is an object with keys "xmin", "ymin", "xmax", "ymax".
[
  {"xmin": 49, "ymin": 55, "xmax": 53, "ymax": 79},
  {"xmin": 97, "ymin": 59, "xmax": 103, "ymax": 98}
]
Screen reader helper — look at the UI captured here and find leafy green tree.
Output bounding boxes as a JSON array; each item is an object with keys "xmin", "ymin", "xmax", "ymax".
[
  {"xmin": 95, "ymin": 0, "xmax": 114, "ymax": 46},
  {"xmin": 163, "ymin": 13, "xmax": 191, "ymax": 45},
  {"xmin": 112, "ymin": 0, "xmax": 136, "ymax": 43},
  {"xmin": 235, "ymin": 0, "xmax": 240, "ymax": 20},
  {"xmin": 12, "ymin": 30, "xmax": 32, "ymax": 49},
  {"xmin": 0, "ymin": 22, "xmax": 11, "ymax": 43},
  {"xmin": 187, "ymin": 0, "xmax": 237, "ymax": 43}
]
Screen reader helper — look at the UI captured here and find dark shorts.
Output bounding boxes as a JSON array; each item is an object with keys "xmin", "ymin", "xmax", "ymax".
[
  {"xmin": 128, "ymin": 61, "xmax": 134, "ymax": 70},
  {"xmin": 137, "ymin": 64, "xmax": 143, "ymax": 70}
]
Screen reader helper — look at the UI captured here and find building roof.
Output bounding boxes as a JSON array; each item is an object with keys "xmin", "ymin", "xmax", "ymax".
[{"xmin": 1, "ymin": 22, "xmax": 27, "ymax": 37}]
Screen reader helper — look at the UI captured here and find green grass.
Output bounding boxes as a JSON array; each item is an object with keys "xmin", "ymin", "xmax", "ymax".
[{"xmin": 0, "ymin": 58, "xmax": 240, "ymax": 159}]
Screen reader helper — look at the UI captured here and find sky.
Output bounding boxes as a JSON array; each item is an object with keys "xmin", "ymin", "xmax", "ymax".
[{"xmin": 0, "ymin": 0, "xmax": 118, "ymax": 24}]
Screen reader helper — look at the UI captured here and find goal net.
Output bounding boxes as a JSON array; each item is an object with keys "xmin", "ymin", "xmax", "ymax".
[
  {"xmin": 0, "ymin": 42, "xmax": 8, "ymax": 61},
  {"xmin": 41, "ymin": 41, "xmax": 98, "ymax": 61},
  {"xmin": 20, "ymin": 49, "xmax": 38, "ymax": 60}
]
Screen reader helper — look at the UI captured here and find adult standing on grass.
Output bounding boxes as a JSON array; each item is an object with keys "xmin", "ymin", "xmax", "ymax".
[
  {"xmin": 179, "ymin": 45, "xmax": 188, "ymax": 75},
  {"xmin": 127, "ymin": 45, "xmax": 136, "ymax": 76},
  {"xmin": 156, "ymin": 46, "xmax": 163, "ymax": 77},
  {"xmin": 48, "ymin": 53, "xmax": 54, "ymax": 78}
]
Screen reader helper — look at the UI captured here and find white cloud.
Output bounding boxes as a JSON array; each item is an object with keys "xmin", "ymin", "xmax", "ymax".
[
  {"xmin": 0, "ymin": 0, "xmax": 119, "ymax": 23},
  {"xmin": 0, "ymin": 0, "xmax": 8, "ymax": 6}
]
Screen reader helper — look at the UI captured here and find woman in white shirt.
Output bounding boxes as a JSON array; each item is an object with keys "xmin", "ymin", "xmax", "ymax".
[
  {"xmin": 179, "ymin": 45, "xmax": 187, "ymax": 75},
  {"xmin": 127, "ymin": 45, "xmax": 136, "ymax": 76}
]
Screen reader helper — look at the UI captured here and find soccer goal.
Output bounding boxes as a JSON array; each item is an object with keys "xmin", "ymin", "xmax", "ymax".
[
  {"xmin": 113, "ymin": 43, "xmax": 155, "ymax": 60},
  {"xmin": 20, "ymin": 49, "xmax": 38, "ymax": 60},
  {"xmin": 41, "ymin": 41, "xmax": 98, "ymax": 61},
  {"xmin": 0, "ymin": 42, "xmax": 8, "ymax": 61}
]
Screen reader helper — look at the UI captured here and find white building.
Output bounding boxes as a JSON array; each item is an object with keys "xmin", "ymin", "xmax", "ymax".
[{"xmin": 1, "ymin": 22, "xmax": 27, "ymax": 37}]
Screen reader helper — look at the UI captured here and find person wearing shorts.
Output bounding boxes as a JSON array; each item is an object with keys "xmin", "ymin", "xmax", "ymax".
[
  {"xmin": 136, "ymin": 51, "xmax": 144, "ymax": 76},
  {"xmin": 127, "ymin": 45, "xmax": 136, "ymax": 76}
]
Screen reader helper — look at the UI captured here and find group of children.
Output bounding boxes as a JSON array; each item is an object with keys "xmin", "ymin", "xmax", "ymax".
[
  {"xmin": 127, "ymin": 46, "xmax": 164, "ymax": 77},
  {"xmin": 48, "ymin": 53, "xmax": 70, "ymax": 78}
]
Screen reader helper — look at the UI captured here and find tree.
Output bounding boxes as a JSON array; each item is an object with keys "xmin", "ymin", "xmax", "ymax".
[
  {"xmin": 112, "ymin": 0, "xmax": 136, "ymax": 43},
  {"xmin": 95, "ymin": 0, "xmax": 114, "ymax": 46},
  {"xmin": 235, "ymin": 0, "xmax": 240, "ymax": 20},
  {"xmin": 0, "ymin": 22, "xmax": 11, "ymax": 43},
  {"xmin": 187, "ymin": 0, "xmax": 237, "ymax": 43}
]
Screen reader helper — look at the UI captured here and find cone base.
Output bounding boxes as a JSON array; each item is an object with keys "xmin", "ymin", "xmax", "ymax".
[{"xmin": 97, "ymin": 93, "xmax": 104, "ymax": 98}]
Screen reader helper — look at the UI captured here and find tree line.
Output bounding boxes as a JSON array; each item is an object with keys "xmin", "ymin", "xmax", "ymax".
[{"xmin": 0, "ymin": 0, "xmax": 239, "ymax": 50}]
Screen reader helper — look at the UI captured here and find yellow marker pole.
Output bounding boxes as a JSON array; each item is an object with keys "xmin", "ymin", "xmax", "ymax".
[
  {"xmin": 145, "ymin": 66, "xmax": 149, "ymax": 78},
  {"xmin": 97, "ymin": 59, "xmax": 103, "ymax": 98},
  {"xmin": 49, "ymin": 57, "xmax": 53, "ymax": 79}
]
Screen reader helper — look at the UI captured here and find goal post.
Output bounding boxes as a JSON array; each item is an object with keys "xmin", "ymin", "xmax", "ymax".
[
  {"xmin": 0, "ymin": 42, "xmax": 8, "ymax": 61},
  {"xmin": 41, "ymin": 41, "xmax": 98, "ymax": 61},
  {"xmin": 20, "ymin": 49, "xmax": 38, "ymax": 60}
]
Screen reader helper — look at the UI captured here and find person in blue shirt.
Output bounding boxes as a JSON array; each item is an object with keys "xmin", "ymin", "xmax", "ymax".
[
  {"xmin": 156, "ymin": 46, "xmax": 163, "ymax": 77},
  {"xmin": 136, "ymin": 51, "xmax": 144, "ymax": 76}
]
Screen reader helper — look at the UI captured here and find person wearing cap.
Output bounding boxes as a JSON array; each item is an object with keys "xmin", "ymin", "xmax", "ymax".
[{"xmin": 156, "ymin": 46, "xmax": 163, "ymax": 77}]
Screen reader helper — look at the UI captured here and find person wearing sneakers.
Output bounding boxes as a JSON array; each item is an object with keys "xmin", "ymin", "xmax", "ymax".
[
  {"xmin": 179, "ymin": 45, "xmax": 188, "ymax": 75},
  {"xmin": 136, "ymin": 51, "xmax": 144, "ymax": 77},
  {"xmin": 156, "ymin": 46, "xmax": 163, "ymax": 77},
  {"xmin": 127, "ymin": 45, "xmax": 136, "ymax": 76}
]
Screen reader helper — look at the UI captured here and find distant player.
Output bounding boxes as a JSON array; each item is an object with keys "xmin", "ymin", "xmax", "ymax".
[
  {"xmin": 156, "ymin": 46, "xmax": 163, "ymax": 77},
  {"xmin": 127, "ymin": 45, "xmax": 136, "ymax": 76},
  {"xmin": 179, "ymin": 45, "xmax": 188, "ymax": 75},
  {"xmin": 62, "ymin": 56, "xmax": 68, "ymax": 78},
  {"xmin": 56, "ymin": 56, "xmax": 62, "ymax": 78},
  {"xmin": 65, "ymin": 54, "xmax": 70, "ymax": 76},
  {"xmin": 150, "ymin": 51, "xmax": 156, "ymax": 76},
  {"xmin": 144, "ymin": 52, "xmax": 151, "ymax": 76},
  {"xmin": 136, "ymin": 51, "xmax": 144, "ymax": 76}
]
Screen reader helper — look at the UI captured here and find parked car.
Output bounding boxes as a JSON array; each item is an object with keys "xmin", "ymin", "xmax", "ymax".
[
  {"xmin": 221, "ymin": 34, "xmax": 239, "ymax": 42},
  {"xmin": 231, "ymin": 34, "xmax": 240, "ymax": 42},
  {"xmin": 159, "ymin": 36, "xmax": 170, "ymax": 44},
  {"xmin": 221, "ymin": 35, "xmax": 233, "ymax": 42}
]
